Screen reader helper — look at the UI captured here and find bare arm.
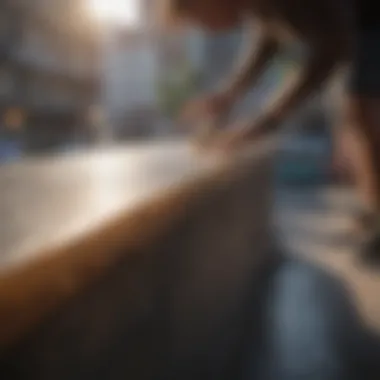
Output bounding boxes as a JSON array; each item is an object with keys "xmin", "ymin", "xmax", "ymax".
[
  {"xmin": 219, "ymin": 18, "xmax": 279, "ymax": 100},
  {"xmin": 252, "ymin": 41, "xmax": 344, "ymax": 131},
  {"xmin": 243, "ymin": 2, "xmax": 353, "ymax": 136}
]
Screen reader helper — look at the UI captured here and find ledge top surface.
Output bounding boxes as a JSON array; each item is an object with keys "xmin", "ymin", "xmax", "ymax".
[{"xmin": 0, "ymin": 141, "xmax": 226, "ymax": 269}]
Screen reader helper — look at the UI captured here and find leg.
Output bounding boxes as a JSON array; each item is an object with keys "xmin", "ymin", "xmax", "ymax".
[
  {"xmin": 341, "ymin": 31, "xmax": 380, "ymax": 259},
  {"xmin": 348, "ymin": 97, "xmax": 380, "ymax": 261},
  {"xmin": 331, "ymin": 113, "xmax": 356, "ymax": 184},
  {"xmin": 344, "ymin": 96, "xmax": 380, "ymax": 214},
  {"xmin": 328, "ymin": 71, "xmax": 355, "ymax": 184}
]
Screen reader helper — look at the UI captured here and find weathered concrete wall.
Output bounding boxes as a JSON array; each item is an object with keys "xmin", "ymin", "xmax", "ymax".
[
  {"xmin": 1, "ymin": 142, "xmax": 379, "ymax": 379},
  {"xmin": 0, "ymin": 143, "xmax": 276, "ymax": 379}
]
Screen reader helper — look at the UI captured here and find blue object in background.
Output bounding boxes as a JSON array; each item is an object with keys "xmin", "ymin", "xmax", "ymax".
[
  {"xmin": 275, "ymin": 134, "xmax": 331, "ymax": 186},
  {"xmin": 0, "ymin": 139, "xmax": 23, "ymax": 163}
]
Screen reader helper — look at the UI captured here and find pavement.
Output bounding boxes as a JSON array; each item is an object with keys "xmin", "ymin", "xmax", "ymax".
[{"xmin": 276, "ymin": 185, "xmax": 380, "ymax": 332}]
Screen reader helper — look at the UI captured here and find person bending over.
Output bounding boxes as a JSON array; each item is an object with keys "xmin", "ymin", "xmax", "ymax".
[{"xmin": 170, "ymin": 0, "xmax": 380, "ymax": 261}]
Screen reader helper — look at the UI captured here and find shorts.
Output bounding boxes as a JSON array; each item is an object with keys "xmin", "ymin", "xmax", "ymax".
[{"xmin": 348, "ymin": 30, "xmax": 380, "ymax": 96}]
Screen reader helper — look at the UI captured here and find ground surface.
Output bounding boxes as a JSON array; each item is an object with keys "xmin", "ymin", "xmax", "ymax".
[{"xmin": 277, "ymin": 186, "xmax": 380, "ymax": 332}]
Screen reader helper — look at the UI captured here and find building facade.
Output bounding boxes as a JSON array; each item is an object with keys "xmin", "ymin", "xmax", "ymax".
[
  {"xmin": 100, "ymin": 25, "xmax": 160, "ymax": 139},
  {"xmin": 98, "ymin": 0, "xmax": 205, "ymax": 140},
  {"xmin": 0, "ymin": 0, "xmax": 100, "ymax": 155}
]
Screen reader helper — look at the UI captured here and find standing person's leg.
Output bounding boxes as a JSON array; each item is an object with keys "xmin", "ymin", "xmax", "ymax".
[
  {"xmin": 331, "ymin": 126, "xmax": 353, "ymax": 183},
  {"xmin": 328, "ymin": 69, "xmax": 354, "ymax": 184},
  {"xmin": 343, "ymin": 31, "xmax": 380, "ymax": 259},
  {"xmin": 344, "ymin": 96, "xmax": 380, "ymax": 213}
]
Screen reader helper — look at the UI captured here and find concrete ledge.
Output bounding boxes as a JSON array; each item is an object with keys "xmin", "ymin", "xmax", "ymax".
[{"xmin": 0, "ymin": 140, "xmax": 277, "ymax": 378}]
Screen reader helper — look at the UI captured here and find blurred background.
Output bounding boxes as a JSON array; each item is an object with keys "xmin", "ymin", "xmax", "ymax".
[
  {"xmin": 3, "ymin": 1, "xmax": 380, "ymax": 352},
  {"xmin": 0, "ymin": 0, "xmax": 333, "ymax": 181}
]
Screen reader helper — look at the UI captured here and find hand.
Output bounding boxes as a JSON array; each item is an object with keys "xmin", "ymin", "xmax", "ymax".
[
  {"xmin": 180, "ymin": 92, "xmax": 235, "ymax": 125},
  {"xmin": 210, "ymin": 116, "xmax": 277, "ymax": 152},
  {"xmin": 210, "ymin": 126, "xmax": 255, "ymax": 153}
]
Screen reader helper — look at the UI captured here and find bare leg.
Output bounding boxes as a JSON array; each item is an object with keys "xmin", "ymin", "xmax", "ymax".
[
  {"xmin": 344, "ymin": 96, "xmax": 380, "ymax": 214},
  {"xmin": 332, "ymin": 118, "xmax": 355, "ymax": 184}
]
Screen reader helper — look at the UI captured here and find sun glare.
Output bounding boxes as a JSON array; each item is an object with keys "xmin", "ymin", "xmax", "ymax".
[{"xmin": 88, "ymin": 0, "xmax": 140, "ymax": 26}]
